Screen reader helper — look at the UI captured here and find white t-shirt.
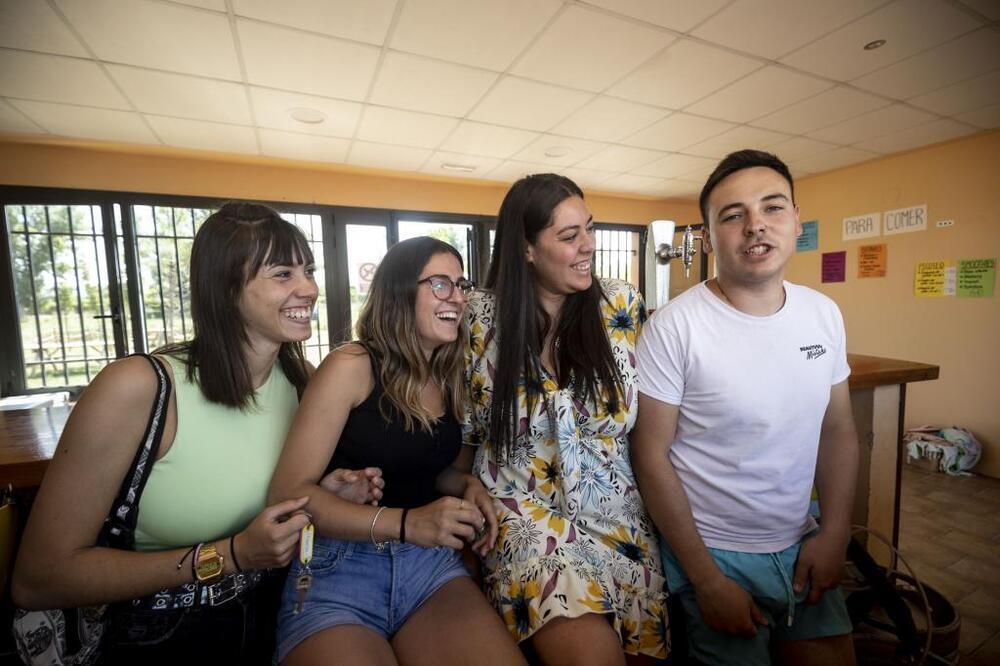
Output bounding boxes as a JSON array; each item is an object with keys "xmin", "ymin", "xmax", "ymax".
[{"xmin": 637, "ymin": 281, "xmax": 850, "ymax": 553}]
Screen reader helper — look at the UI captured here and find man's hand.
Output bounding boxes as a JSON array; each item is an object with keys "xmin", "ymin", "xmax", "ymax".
[
  {"xmin": 319, "ymin": 467, "xmax": 384, "ymax": 506},
  {"xmin": 793, "ymin": 530, "xmax": 848, "ymax": 605},
  {"xmin": 694, "ymin": 574, "xmax": 769, "ymax": 638}
]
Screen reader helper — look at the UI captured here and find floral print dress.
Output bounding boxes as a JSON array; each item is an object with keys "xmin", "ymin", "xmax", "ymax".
[{"xmin": 464, "ymin": 278, "xmax": 668, "ymax": 658}]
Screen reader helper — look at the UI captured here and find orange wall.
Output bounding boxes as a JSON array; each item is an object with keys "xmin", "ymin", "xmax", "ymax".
[
  {"xmin": 786, "ymin": 130, "xmax": 1000, "ymax": 477},
  {"xmin": 0, "ymin": 137, "xmax": 699, "ymax": 225}
]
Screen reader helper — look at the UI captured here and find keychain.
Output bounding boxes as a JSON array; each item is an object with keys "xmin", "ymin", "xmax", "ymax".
[{"xmin": 293, "ymin": 522, "xmax": 314, "ymax": 614}]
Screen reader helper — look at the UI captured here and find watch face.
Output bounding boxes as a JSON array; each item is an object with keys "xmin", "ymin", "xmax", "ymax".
[{"xmin": 196, "ymin": 545, "xmax": 224, "ymax": 581}]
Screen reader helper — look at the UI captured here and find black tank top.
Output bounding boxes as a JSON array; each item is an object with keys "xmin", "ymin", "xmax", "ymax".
[{"xmin": 324, "ymin": 348, "xmax": 461, "ymax": 509}]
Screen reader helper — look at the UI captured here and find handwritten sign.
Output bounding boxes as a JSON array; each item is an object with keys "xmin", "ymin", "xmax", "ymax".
[
  {"xmin": 915, "ymin": 260, "xmax": 951, "ymax": 297},
  {"xmin": 822, "ymin": 251, "xmax": 846, "ymax": 283},
  {"xmin": 842, "ymin": 212, "xmax": 880, "ymax": 241},
  {"xmin": 797, "ymin": 220, "xmax": 818, "ymax": 252},
  {"xmin": 858, "ymin": 244, "xmax": 886, "ymax": 278},
  {"xmin": 957, "ymin": 258, "xmax": 996, "ymax": 298},
  {"xmin": 884, "ymin": 204, "xmax": 927, "ymax": 236}
]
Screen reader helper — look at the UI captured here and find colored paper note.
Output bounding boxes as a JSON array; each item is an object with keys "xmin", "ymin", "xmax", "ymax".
[
  {"xmin": 797, "ymin": 220, "xmax": 818, "ymax": 252},
  {"xmin": 944, "ymin": 267, "xmax": 956, "ymax": 296},
  {"xmin": 858, "ymin": 244, "xmax": 886, "ymax": 278},
  {"xmin": 914, "ymin": 260, "xmax": 951, "ymax": 297},
  {"xmin": 821, "ymin": 251, "xmax": 846, "ymax": 283},
  {"xmin": 957, "ymin": 258, "xmax": 996, "ymax": 298}
]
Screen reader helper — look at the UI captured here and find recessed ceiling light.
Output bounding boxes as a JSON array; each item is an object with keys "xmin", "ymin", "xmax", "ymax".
[
  {"xmin": 863, "ymin": 39, "xmax": 887, "ymax": 51},
  {"xmin": 288, "ymin": 107, "xmax": 326, "ymax": 124},
  {"xmin": 544, "ymin": 146, "xmax": 572, "ymax": 158},
  {"xmin": 441, "ymin": 162, "xmax": 477, "ymax": 172}
]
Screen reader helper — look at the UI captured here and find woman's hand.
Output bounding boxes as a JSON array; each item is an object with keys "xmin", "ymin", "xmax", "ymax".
[
  {"xmin": 405, "ymin": 496, "xmax": 485, "ymax": 550},
  {"xmin": 462, "ymin": 478, "xmax": 498, "ymax": 557},
  {"xmin": 233, "ymin": 497, "xmax": 311, "ymax": 570},
  {"xmin": 320, "ymin": 467, "xmax": 384, "ymax": 506}
]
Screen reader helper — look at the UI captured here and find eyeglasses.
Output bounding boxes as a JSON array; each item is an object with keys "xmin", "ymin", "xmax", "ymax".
[{"xmin": 417, "ymin": 274, "xmax": 475, "ymax": 300}]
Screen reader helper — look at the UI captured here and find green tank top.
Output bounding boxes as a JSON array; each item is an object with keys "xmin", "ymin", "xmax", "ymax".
[{"xmin": 134, "ymin": 355, "xmax": 299, "ymax": 551}]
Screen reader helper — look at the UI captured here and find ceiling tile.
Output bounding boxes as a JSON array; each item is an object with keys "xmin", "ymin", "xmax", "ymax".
[
  {"xmin": 145, "ymin": 115, "xmax": 257, "ymax": 154},
  {"xmin": 608, "ymin": 40, "xmax": 761, "ymax": 110},
  {"xmin": 686, "ymin": 66, "xmax": 833, "ymax": 123},
  {"xmin": 369, "ymin": 52, "xmax": 498, "ymax": 117},
  {"xmin": 9, "ymin": 99, "xmax": 157, "ymax": 144},
  {"xmin": 512, "ymin": 134, "xmax": 606, "ymax": 166},
  {"xmin": 579, "ymin": 0, "xmax": 731, "ymax": 33},
  {"xmin": 107, "ymin": 66, "xmax": 250, "ymax": 125},
  {"xmin": 852, "ymin": 118, "xmax": 976, "ymax": 153},
  {"xmin": 622, "ymin": 112, "xmax": 735, "ymax": 151},
  {"xmin": 558, "ymin": 166, "xmax": 615, "ymax": 189},
  {"xmin": 780, "ymin": 0, "xmax": 983, "ymax": 81},
  {"xmin": 692, "ymin": 0, "xmax": 887, "ymax": 60},
  {"xmin": 955, "ymin": 103, "xmax": 1000, "ymax": 129},
  {"xmin": 438, "ymin": 121, "xmax": 539, "ymax": 159},
  {"xmin": 810, "ymin": 103, "xmax": 936, "ymax": 144},
  {"xmin": 787, "ymin": 146, "xmax": 880, "ymax": 173},
  {"xmin": 232, "ymin": 0, "xmax": 396, "ymax": 45},
  {"xmin": 852, "ymin": 28, "xmax": 1000, "ymax": 99},
  {"xmin": 56, "ymin": 0, "xmax": 241, "ymax": 79},
  {"xmin": 258, "ymin": 129, "xmax": 350, "ymax": 163},
  {"xmin": 957, "ymin": 0, "xmax": 1000, "ymax": 20},
  {"xmin": 908, "ymin": 70, "xmax": 1000, "ymax": 116},
  {"xmin": 420, "ymin": 150, "xmax": 502, "ymax": 178},
  {"xmin": 0, "ymin": 99, "xmax": 44, "ymax": 133},
  {"xmin": 552, "ymin": 96, "xmax": 667, "ymax": 142},
  {"xmin": 348, "ymin": 141, "xmax": 432, "ymax": 171},
  {"xmin": 250, "ymin": 87, "xmax": 362, "ymax": 137},
  {"xmin": 577, "ymin": 144, "xmax": 666, "ymax": 171},
  {"xmin": 469, "ymin": 77, "xmax": 592, "ymax": 131},
  {"xmin": 171, "ymin": 0, "xmax": 226, "ymax": 9},
  {"xmin": 0, "ymin": 50, "xmax": 129, "ymax": 109},
  {"xmin": 648, "ymin": 179, "xmax": 702, "ymax": 198},
  {"xmin": 390, "ymin": 0, "xmax": 561, "ymax": 71},
  {"xmin": 683, "ymin": 126, "xmax": 791, "ymax": 159},
  {"xmin": 751, "ymin": 86, "xmax": 891, "ymax": 135},
  {"xmin": 238, "ymin": 20, "xmax": 379, "ymax": 101},
  {"xmin": 632, "ymin": 153, "xmax": 718, "ymax": 179},
  {"xmin": 0, "ymin": 0, "xmax": 87, "ymax": 57},
  {"xmin": 766, "ymin": 136, "xmax": 841, "ymax": 162},
  {"xmin": 511, "ymin": 5, "xmax": 675, "ymax": 93},
  {"xmin": 600, "ymin": 173, "xmax": 665, "ymax": 193},
  {"xmin": 356, "ymin": 106, "xmax": 458, "ymax": 149},
  {"xmin": 486, "ymin": 160, "xmax": 557, "ymax": 183}
]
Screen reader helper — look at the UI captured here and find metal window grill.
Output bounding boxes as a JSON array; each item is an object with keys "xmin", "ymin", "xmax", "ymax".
[
  {"xmin": 5, "ymin": 204, "xmax": 117, "ymax": 388},
  {"xmin": 594, "ymin": 228, "xmax": 639, "ymax": 286},
  {"xmin": 280, "ymin": 212, "xmax": 329, "ymax": 366}
]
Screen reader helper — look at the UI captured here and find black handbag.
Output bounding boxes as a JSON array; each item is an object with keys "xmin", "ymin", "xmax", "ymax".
[{"xmin": 12, "ymin": 354, "xmax": 171, "ymax": 665}]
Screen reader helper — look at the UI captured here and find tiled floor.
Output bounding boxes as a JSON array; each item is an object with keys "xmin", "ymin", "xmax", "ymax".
[{"xmin": 897, "ymin": 463, "xmax": 1000, "ymax": 665}]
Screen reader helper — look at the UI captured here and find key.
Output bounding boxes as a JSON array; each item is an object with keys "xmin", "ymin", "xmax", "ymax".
[{"xmin": 293, "ymin": 523, "xmax": 315, "ymax": 614}]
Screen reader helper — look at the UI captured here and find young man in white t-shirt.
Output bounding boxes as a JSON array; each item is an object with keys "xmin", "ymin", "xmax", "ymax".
[{"xmin": 632, "ymin": 150, "xmax": 859, "ymax": 665}]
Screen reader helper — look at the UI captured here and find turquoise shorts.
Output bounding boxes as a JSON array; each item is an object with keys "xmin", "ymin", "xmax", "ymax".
[{"xmin": 661, "ymin": 535, "xmax": 853, "ymax": 666}]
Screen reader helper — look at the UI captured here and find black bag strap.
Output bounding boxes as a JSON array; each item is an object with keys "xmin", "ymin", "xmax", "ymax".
[
  {"xmin": 846, "ymin": 537, "xmax": 921, "ymax": 659},
  {"xmin": 97, "ymin": 353, "xmax": 172, "ymax": 550}
]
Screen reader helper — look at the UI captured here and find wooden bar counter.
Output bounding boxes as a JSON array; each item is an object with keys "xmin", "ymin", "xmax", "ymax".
[{"xmin": 0, "ymin": 354, "xmax": 938, "ymax": 566}]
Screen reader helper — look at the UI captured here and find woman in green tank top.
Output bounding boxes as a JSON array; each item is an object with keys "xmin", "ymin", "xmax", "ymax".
[{"xmin": 13, "ymin": 203, "xmax": 383, "ymax": 664}]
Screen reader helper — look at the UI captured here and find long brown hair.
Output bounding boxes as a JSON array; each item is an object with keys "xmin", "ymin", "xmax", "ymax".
[
  {"xmin": 485, "ymin": 174, "xmax": 623, "ymax": 462},
  {"xmin": 159, "ymin": 202, "xmax": 311, "ymax": 408},
  {"xmin": 354, "ymin": 237, "xmax": 467, "ymax": 432}
]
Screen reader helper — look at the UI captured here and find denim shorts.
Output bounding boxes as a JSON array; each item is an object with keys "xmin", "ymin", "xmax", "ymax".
[
  {"xmin": 276, "ymin": 537, "xmax": 469, "ymax": 661},
  {"xmin": 661, "ymin": 535, "xmax": 853, "ymax": 666}
]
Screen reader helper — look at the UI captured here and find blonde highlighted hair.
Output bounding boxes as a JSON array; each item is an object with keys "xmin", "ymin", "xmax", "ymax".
[{"xmin": 354, "ymin": 237, "xmax": 467, "ymax": 433}]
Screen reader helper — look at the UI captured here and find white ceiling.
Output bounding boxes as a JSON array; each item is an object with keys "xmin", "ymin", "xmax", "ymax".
[{"xmin": 0, "ymin": 0, "xmax": 998, "ymax": 200}]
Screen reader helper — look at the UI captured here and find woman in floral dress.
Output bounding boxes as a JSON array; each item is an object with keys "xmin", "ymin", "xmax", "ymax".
[{"xmin": 464, "ymin": 174, "xmax": 668, "ymax": 664}]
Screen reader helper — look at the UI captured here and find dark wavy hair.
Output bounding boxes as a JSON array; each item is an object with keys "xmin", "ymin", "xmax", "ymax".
[
  {"xmin": 354, "ymin": 237, "xmax": 467, "ymax": 433},
  {"xmin": 485, "ymin": 174, "xmax": 623, "ymax": 462},
  {"xmin": 159, "ymin": 202, "xmax": 312, "ymax": 408},
  {"xmin": 699, "ymin": 149, "xmax": 795, "ymax": 225}
]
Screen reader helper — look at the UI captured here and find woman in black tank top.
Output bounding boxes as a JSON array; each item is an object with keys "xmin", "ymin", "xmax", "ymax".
[{"xmin": 269, "ymin": 237, "xmax": 525, "ymax": 665}]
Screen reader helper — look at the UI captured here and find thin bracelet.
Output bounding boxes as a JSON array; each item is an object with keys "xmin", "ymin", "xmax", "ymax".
[
  {"xmin": 176, "ymin": 544, "xmax": 196, "ymax": 571},
  {"xmin": 369, "ymin": 506, "xmax": 388, "ymax": 551},
  {"xmin": 399, "ymin": 508, "xmax": 409, "ymax": 544},
  {"xmin": 229, "ymin": 533, "xmax": 243, "ymax": 572},
  {"xmin": 191, "ymin": 543, "xmax": 204, "ymax": 582}
]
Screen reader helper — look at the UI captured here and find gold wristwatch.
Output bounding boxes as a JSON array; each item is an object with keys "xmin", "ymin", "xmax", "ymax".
[{"xmin": 194, "ymin": 543, "xmax": 225, "ymax": 583}]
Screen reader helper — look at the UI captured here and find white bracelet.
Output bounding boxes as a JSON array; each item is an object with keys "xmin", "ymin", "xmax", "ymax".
[{"xmin": 369, "ymin": 506, "xmax": 388, "ymax": 551}]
